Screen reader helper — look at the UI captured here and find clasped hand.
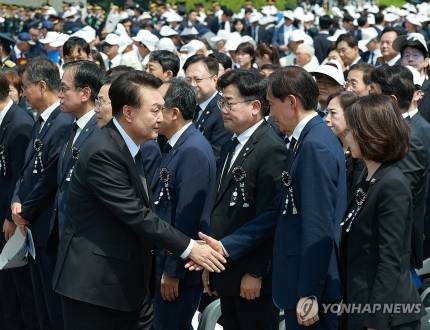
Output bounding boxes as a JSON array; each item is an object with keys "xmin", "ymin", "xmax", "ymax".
[
  {"xmin": 187, "ymin": 237, "xmax": 226, "ymax": 273},
  {"xmin": 11, "ymin": 202, "xmax": 29, "ymax": 235}
]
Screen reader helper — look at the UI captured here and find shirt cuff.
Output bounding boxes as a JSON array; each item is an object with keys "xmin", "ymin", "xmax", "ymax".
[
  {"xmin": 219, "ymin": 241, "xmax": 229, "ymax": 257},
  {"xmin": 180, "ymin": 239, "xmax": 194, "ymax": 259}
]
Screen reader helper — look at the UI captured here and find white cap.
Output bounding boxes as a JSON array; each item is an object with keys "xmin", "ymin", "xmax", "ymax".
[
  {"xmin": 311, "ymin": 60, "xmax": 345, "ymax": 86},
  {"xmin": 289, "ymin": 29, "xmax": 314, "ymax": 46},
  {"xmin": 249, "ymin": 13, "xmax": 262, "ymax": 24},
  {"xmin": 103, "ymin": 33, "xmax": 121, "ymax": 46},
  {"xmin": 119, "ymin": 35, "xmax": 133, "ymax": 54},
  {"xmin": 384, "ymin": 13, "xmax": 399, "ymax": 23},
  {"xmin": 45, "ymin": 6, "xmax": 58, "ymax": 16},
  {"xmin": 358, "ymin": 27, "xmax": 379, "ymax": 52},
  {"xmin": 225, "ymin": 32, "xmax": 242, "ymax": 51},
  {"xmin": 160, "ymin": 25, "xmax": 178, "ymax": 37},
  {"xmin": 138, "ymin": 13, "xmax": 152, "ymax": 21},
  {"xmin": 166, "ymin": 12, "xmax": 183, "ymax": 23},
  {"xmin": 180, "ymin": 27, "xmax": 199, "ymax": 36},
  {"xmin": 115, "ymin": 23, "xmax": 128, "ymax": 37},
  {"xmin": 405, "ymin": 65, "xmax": 423, "ymax": 87},
  {"xmin": 327, "ymin": 29, "xmax": 347, "ymax": 42},
  {"xmin": 406, "ymin": 14, "xmax": 422, "ymax": 27},
  {"xmin": 63, "ymin": 7, "xmax": 78, "ymax": 19},
  {"xmin": 40, "ymin": 31, "xmax": 59, "ymax": 44},
  {"xmin": 241, "ymin": 36, "xmax": 257, "ymax": 48},
  {"xmin": 81, "ymin": 26, "xmax": 96, "ymax": 43},
  {"xmin": 211, "ymin": 29, "xmax": 230, "ymax": 42},
  {"xmin": 132, "ymin": 30, "xmax": 159, "ymax": 51},
  {"xmin": 50, "ymin": 33, "xmax": 70, "ymax": 48},
  {"xmin": 393, "ymin": 32, "xmax": 429, "ymax": 54},
  {"xmin": 331, "ymin": 7, "xmax": 343, "ymax": 18},
  {"xmin": 261, "ymin": 5, "xmax": 277, "ymax": 16},
  {"xmin": 367, "ymin": 14, "xmax": 375, "ymax": 25},
  {"xmin": 259, "ymin": 15, "xmax": 277, "ymax": 26},
  {"xmin": 157, "ymin": 38, "xmax": 177, "ymax": 53},
  {"xmin": 283, "ymin": 10, "xmax": 295, "ymax": 21},
  {"xmin": 180, "ymin": 39, "xmax": 206, "ymax": 55}
]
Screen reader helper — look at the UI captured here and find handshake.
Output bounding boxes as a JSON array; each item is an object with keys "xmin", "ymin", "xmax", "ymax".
[{"xmin": 186, "ymin": 232, "xmax": 225, "ymax": 273}]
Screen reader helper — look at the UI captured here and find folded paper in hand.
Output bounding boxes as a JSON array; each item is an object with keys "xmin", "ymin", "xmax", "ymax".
[{"xmin": 0, "ymin": 227, "xmax": 36, "ymax": 270}]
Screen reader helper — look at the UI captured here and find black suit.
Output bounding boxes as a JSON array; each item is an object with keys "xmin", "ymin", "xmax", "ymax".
[
  {"xmin": 52, "ymin": 120, "xmax": 190, "ymax": 329},
  {"xmin": 410, "ymin": 113, "xmax": 430, "ymax": 263},
  {"xmin": 194, "ymin": 93, "xmax": 232, "ymax": 165},
  {"xmin": 0, "ymin": 103, "xmax": 38, "ymax": 330},
  {"xmin": 313, "ymin": 32, "xmax": 331, "ymax": 64},
  {"xmin": 397, "ymin": 122, "xmax": 429, "ymax": 269},
  {"xmin": 418, "ymin": 78, "xmax": 430, "ymax": 122},
  {"xmin": 341, "ymin": 163, "xmax": 424, "ymax": 329},
  {"xmin": 210, "ymin": 121, "xmax": 286, "ymax": 330}
]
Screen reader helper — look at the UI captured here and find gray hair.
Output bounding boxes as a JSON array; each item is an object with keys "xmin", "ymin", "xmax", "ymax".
[
  {"xmin": 24, "ymin": 57, "xmax": 60, "ymax": 92},
  {"xmin": 164, "ymin": 77, "xmax": 197, "ymax": 120}
]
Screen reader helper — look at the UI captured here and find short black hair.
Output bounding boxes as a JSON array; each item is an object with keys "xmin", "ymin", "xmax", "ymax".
[
  {"xmin": 319, "ymin": 15, "xmax": 333, "ymax": 30},
  {"xmin": 357, "ymin": 16, "xmax": 367, "ymax": 27},
  {"xmin": 370, "ymin": 64, "xmax": 415, "ymax": 111},
  {"xmin": 63, "ymin": 60, "xmax": 104, "ymax": 102},
  {"xmin": 63, "ymin": 36, "xmax": 90, "ymax": 57},
  {"xmin": 343, "ymin": 15, "xmax": 354, "ymax": 23},
  {"xmin": 349, "ymin": 63, "xmax": 373, "ymax": 85},
  {"xmin": 380, "ymin": 26, "xmax": 402, "ymax": 39},
  {"xmin": 375, "ymin": 12, "xmax": 384, "ymax": 25},
  {"xmin": 217, "ymin": 69, "xmax": 269, "ymax": 115},
  {"xmin": 0, "ymin": 72, "xmax": 10, "ymax": 100},
  {"xmin": 109, "ymin": 71, "xmax": 162, "ymax": 117},
  {"xmin": 25, "ymin": 57, "xmax": 60, "ymax": 92},
  {"xmin": 335, "ymin": 33, "xmax": 358, "ymax": 48},
  {"xmin": 183, "ymin": 54, "xmax": 219, "ymax": 76},
  {"xmin": 236, "ymin": 42, "xmax": 255, "ymax": 60},
  {"xmin": 104, "ymin": 65, "xmax": 134, "ymax": 85},
  {"xmin": 149, "ymin": 50, "xmax": 180, "ymax": 77},
  {"xmin": 209, "ymin": 52, "xmax": 233, "ymax": 71},
  {"xmin": 164, "ymin": 77, "xmax": 197, "ymax": 120},
  {"xmin": 268, "ymin": 66, "xmax": 319, "ymax": 110}
]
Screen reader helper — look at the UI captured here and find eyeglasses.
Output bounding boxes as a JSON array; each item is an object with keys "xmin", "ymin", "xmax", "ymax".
[
  {"xmin": 217, "ymin": 97, "xmax": 256, "ymax": 110},
  {"xmin": 95, "ymin": 97, "xmax": 111, "ymax": 108},
  {"xmin": 185, "ymin": 76, "xmax": 213, "ymax": 84}
]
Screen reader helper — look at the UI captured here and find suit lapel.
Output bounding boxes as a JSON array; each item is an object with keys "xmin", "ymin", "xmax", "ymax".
[
  {"xmin": 108, "ymin": 121, "xmax": 150, "ymax": 206},
  {"xmin": 0, "ymin": 103, "xmax": 16, "ymax": 145},
  {"xmin": 215, "ymin": 121, "xmax": 267, "ymax": 205},
  {"xmin": 195, "ymin": 94, "xmax": 220, "ymax": 135},
  {"xmin": 59, "ymin": 114, "xmax": 97, "ymax": 186}
]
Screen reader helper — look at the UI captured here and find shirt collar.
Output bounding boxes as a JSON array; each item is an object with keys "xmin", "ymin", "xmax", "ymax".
[
  {"xmin": 40, "ymin": 100, "xmax": 60, "ymax": 122},
  {"xmin": 75, "ymin": 109, "xmax": 95, "ymax": 130},
  {"xmin": 199, "ymin": 91, "xmax": 218, "ymax": 110},
  {"xmin": 351, "ymin": 56, "xmax": 361, "ymax": 66},
  {"xmin": 402, "ymin": 112, "xmax": 410, "ymax": 119},
  {"xmin": 291, "ymin": 112, "xmax": 318, "ymax": 141},
  {"xmin": 409, "ymin": 108, "xmax": 419, "ymax": 118},
  {"xmin": 386, "ymin": 54, "xmax": 401, "ymax": 66},
  {"xmin": 234, "ymin": 119, "xmax": 264, "ymax": 146},
  {"xmin": 113, "ymin": 117, "xmax": 140, "ymax": 159},
  {"xmin": 168, "ymin": 122, "xmax": 193, "ymax": 148},
  {"xmin": 0, "ymin": 99, "xmax": 13, "ymax": 126}
]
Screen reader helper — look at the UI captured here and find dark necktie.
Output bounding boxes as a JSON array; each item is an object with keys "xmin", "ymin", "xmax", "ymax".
[
  {"xmin": 33, "ymin": 116, "xmax": 44, "ymax": 137},
  {"xmin": 286, "ymin": 137, "xmax": 297, "ymax": 166},
  {"xmin": 134, "ymin": 151, "xmax": 150, "ymax": 203},
  {"xmin": 193, "ymin": 105, "xmax": 202, "ymax": 122},
  {"xmin": 369, "ymin": 52, "xmax": 374, "ymax": 65},
  {"xmin": 220, "ymin": 137, "xmax": 240, "ymax": 184},
  {"xmin": 63, "ymin": 122, "xmax": 79, "ymax": 166},
  {"xmin": 405, "ymin": 115, "xmax": 412, "ymax": 124},
  {"xmin": 108, "ymin": 60, "xmax": 113, "ymax": 69},
  {"xmin": 163, "ymin": 142, "xmax": 172, "ymax": 154}
]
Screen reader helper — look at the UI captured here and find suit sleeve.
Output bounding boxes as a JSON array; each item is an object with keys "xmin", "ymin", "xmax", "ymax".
[
  {"xmin": 86, "ymin": 150, "xmax": 190, "ymax": 256},
  {"xmin": 207, "ymin": 111, "xmax": 231, "ymax": 165},
  {"xmin": 163, "ymin": 148, "xmax": 215, "ymax": 279},
  {"xmin": 5, "ymin": 122, "xmax": 32, "ymax": 221},
  {"xmin": 295, "ymin": 141, "xmax": 339, "ymax": 299},
  {"xmin": 20, "ymin": 129, "xmax": 67, "ymax": 221},
  {"xmin": 364, "ymin": 178, "xmax": 412, "ymax": 329}
]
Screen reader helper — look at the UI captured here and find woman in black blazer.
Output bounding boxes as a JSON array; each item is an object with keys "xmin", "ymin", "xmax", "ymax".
[{"xmin": 341, "ymin": 94, "xmax": 425, "ymax": 330}]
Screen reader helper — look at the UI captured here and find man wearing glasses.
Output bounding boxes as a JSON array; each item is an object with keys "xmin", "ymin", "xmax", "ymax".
[
  {"xmin": 202, "ymin": 69, "xmax": 286, "ymax": 330},
  {"xmin": 183, "ymin": 55, "xmax": 231, "ymax": 165}
]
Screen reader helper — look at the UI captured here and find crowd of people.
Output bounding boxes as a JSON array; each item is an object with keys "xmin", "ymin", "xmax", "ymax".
[{"xmin": 0, "ymin": 1, "xmax": 430, "ymax": 330}]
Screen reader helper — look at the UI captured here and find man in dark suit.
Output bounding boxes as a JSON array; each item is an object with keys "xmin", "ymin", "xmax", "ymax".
[
  {"xmin": 52, "ymin": 71, "xmax": 226, "ymax": 330},
  {"xmin": 151, "ymin": 78, "xmax": 216, "ymax": 329},
  {"xmin": 313, "ymin": 15, "xmax": 333, "ymax": 63},
  {"xmin": 196, "ymin": 67, "xmax": 347, "ymax": 329},
  {"xmin": 11, "ymin": 58, "xmax": 74, "ymax": 330},
  {"xmin": 335, "ymin": 33, "xmax": 365, "ymax": 77},
  {"xmin": 0, "ymin": 72, "xmax": 38, "ymax": 330},
  {"xmin": 184, "ymin": 55, "xmax": 231, "ymax": 165},
  {"xmin": 49, "ymin": 61, "xmax": 102, "ymax": 247},
  {"xmin": 371, "ymin": 65, "xmax": 430, "ymax": 270},
  {"xmin": 203, "ymin": 69, "xmax": 286, "ymax": 329}
]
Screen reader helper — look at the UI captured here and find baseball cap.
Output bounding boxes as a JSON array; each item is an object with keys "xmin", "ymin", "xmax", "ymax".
[{"xmin": 311, "ymin": 60, "xmax": 345, "ymax": 86}]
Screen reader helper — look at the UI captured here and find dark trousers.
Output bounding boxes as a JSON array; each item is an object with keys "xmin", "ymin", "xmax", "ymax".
[
  {"xmin": 0, "ymin": 265, "xmax": 39, "ymax": 330},
  {"xmin": 29, "ymin": 247, "xmax": 63, "ymax": 330},
  {"xmin": 220, "ymin": 295, "xmax": 279, "ymax": 330},
  {"xmin": 136, "ymin": 293, "xmax": 154, "ymax": 330},
  {"xmin": 153, "ymin": 281, "xmax": 202, "ymax": 330},
  {"xmin": 62, "ymin": 296, "xmax": 140, "ymax": 330},
  {"xmin": 284, "ymin": 308, "xmax": 338, "ymax": 330}
]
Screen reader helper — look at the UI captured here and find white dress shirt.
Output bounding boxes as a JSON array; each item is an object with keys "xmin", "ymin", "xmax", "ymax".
[
  {"xmin": 39, "ymin": 100, "xmax": 61, "ymax": 131},
  {"xmin": 0, "ymin": 99, "xmax": 13, "ymax": 127},
  {"xmin": 72, "ymin": 110, "xmax": 95, "ymax": 145},
  {"xmin": 167, "ymin": 122, "xmax": 193, "ymax": 147},
  {"xmin": 113, "ymin": 118, "xmax": 193, "ymax": 258},
  {"xmin": 409, "ymin": 108, "xmax": 419, "ymax": 118},
  {"xmin": 290, "ymin": 112, "xmax": 318, "ymax": 143},
  {"xmin": 197, "ymin": 91, "xmax": 218, "ymax": 120},
  {"xmin": 386, "ymin": 54, "xmax": 401, "ymax": 66}
]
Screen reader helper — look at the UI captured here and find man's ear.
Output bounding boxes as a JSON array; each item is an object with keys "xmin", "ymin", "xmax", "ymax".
[
  {"xmin": 80, "ymin": 86, "xmax": 92, "ymax": 103},
  {"xmin": 123, "ymin": 105, "xmax": 134, "ymax": 123},
  {"xmin": 390, "ymin": 94, "xmax": 398, "ymax": 104}
]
